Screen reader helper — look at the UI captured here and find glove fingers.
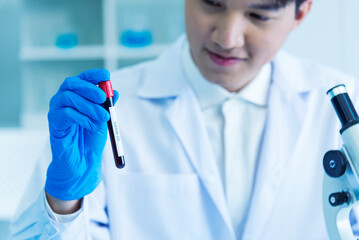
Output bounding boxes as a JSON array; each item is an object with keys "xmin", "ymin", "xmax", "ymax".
[
  {"xmin": 50, "ymin": 91, "xmax": 110, "ymax": 123},
  {"xmin": 113, "ymin": 90, "xmax": 119, "ymax": 104},
  {"xmin": 77, "ymin": 69, "xmax": 110, "ymax": 84},
  {"xmin": 49, "ymin": 107, "xmax": 101, "ymax": 132},
  {"xmin": 59, "ymin": 76, "xmax": 107, "ymax": 104}
]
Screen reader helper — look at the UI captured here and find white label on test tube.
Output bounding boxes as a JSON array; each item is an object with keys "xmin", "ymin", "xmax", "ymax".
[{"xmin": 109, "ymin": 106, "xmax": 125, "ymax": 157}]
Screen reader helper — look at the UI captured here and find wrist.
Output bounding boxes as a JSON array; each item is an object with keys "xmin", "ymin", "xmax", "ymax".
[{"xmin": 45, "ymin": 190, "xmax": 83, "ymax": 214}]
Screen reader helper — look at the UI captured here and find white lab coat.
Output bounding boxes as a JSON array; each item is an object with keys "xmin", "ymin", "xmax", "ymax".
[{"xmin": 10, "ymin": 36, "xmax": 359, "ymax": 240}]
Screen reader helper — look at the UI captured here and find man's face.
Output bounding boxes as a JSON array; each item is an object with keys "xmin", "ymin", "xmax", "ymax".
[{"xmin": 185, "ymin": 0, "xmax": 309, "ymax": 92}]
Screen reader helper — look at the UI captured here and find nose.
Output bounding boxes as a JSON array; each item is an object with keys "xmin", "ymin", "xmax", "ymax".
[{"xmin": 211, "ymin": 14, "xmax": 245, "ymax": 50}]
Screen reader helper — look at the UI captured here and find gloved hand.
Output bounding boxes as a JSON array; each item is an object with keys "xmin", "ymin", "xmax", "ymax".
[{"xmin": 45, "ymin": 69, "xmax": 119, "ymax": 201}]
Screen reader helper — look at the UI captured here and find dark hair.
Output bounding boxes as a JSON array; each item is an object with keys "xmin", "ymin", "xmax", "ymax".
[
  {"xmin": 275, "ymin": 0, "xmax": 307, "ymax": 14},
  {"xmin": 275, "ymin": 0, "xmax": 306, "ymax": 6}
]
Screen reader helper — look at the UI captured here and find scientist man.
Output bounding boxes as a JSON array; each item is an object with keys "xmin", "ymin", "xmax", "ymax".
[{"xmin": 10, "ymin": 0, "xmax": 359, "ymax": 239}]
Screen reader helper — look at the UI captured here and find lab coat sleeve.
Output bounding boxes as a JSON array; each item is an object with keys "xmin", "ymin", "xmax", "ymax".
[
  {"xmin": 10, "ymin": 190, "xmax": 92, "ymax": 239},
  {"xmin": 9, "ymin": 140, "xmax": 111, "ymax": 240}
]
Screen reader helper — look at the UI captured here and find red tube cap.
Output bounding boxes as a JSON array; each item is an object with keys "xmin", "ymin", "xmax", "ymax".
[{"xmin": 98, "ymin": 80, "xmax": 114, "ymax": 98}]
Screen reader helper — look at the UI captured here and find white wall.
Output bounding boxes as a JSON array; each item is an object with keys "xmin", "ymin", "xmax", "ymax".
[{"xmin": 283, "ymin": 0, "xmax": 359, "ymax": 78}]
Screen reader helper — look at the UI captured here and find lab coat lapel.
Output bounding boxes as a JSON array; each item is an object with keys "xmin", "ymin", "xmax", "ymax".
[
  {"xmin": 243, "ymin": 52, "xmax": 312, "ymax": 239},
  {"xmin": 137, "ymin": 36, "xmax": 235, "ymax": 238},
  {"xmin": 164, "ymin": 85, "xmax": 235, "ymax": 238}
]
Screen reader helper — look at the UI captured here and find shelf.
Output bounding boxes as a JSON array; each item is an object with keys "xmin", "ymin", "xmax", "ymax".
[
  {"xmin": 20, "ymin": 44, "xmax": 171, "ymax": 62},
  {"xmin": 115, "ymin": 44, "xmax": 170, "ymax": 59},
  {"xmin": 20, "ymin": 45, "xmax": 105, "ymax": 61}
]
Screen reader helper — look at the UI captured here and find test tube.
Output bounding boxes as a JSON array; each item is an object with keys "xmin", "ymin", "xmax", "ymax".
[{"xmin": 98, "ymin": 80, "xmax": 125, "ymax": 168}]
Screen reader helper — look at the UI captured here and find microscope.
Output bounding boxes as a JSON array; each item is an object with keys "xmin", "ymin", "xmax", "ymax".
[{"xmin": 323, "ymin": 85, "xmax": 359, "ymax": 239}]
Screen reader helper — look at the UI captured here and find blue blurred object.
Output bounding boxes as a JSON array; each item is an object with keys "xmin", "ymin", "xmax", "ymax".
[
  {"xmin": 56, "ymin": 32, "xmax": 78, "ymax": 49},
  {"xmin": 120, "ymin": 30, "xmax": 152, "ymax": 48}
]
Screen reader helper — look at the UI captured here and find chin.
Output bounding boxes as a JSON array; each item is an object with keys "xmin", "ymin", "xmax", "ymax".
[
  {"xmin": 214, "ymin": 73, "xmax": 251, "ymax": 91},
  {"xmin": 205, "ymin": 74, "xmax": 234, "ymax": 89}
]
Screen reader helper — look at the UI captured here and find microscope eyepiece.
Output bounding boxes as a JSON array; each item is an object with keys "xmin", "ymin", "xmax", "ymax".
[
  {"xmin": 327, "ymin": 84, "xmax": 359, "ymax": 133},
  {"xmin": 326, "ymin": 84, "xmax": 347, "ymax": 98}
]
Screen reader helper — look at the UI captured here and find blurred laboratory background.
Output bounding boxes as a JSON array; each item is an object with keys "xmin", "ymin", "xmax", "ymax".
[{"xmin": 0, "ymin": 0, "xmax": 358, "ymax": 239}]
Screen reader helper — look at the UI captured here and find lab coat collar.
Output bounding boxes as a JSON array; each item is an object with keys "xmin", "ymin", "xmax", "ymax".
[
  {"xmin": 242, "ymin": 51, "xmax": 314, "ymax": 238},
  {"xmin": 137, "ymin": 35, "xmax": 187, "ymax": 99},
  {"xmin": 137, "ymin": 36, "xmax": 317, "ymax": 101},
  {"xmin": 181, "ymin": 40, "xmax": 231, "ymax": 109},
  {"xmin": 137, "ymin": 37, "xmax": 314, "ymax": 101},
  {"xmin": 164, "ymin": 85, "xmax": 235, "ymax": 238},
  {"xmin": 271, "ymin": 50, "xmax": 313, "ymax": 94}
]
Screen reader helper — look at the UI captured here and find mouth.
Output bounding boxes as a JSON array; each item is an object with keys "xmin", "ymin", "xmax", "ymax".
[{"xmin": 206, "ymin": 48, "xmax": 246, "ymax": 67}]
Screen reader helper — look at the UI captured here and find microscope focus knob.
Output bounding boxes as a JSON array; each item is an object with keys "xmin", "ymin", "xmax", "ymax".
[
  {"xmin": 323, "ymin": 150, "xmax": 347, "ymax": 178},
  {"xmin": 329, "ymin": 191, "xmax": 350, "ymax": 207}
]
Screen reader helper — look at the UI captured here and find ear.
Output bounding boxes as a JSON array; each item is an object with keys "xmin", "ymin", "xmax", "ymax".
[{"xmin": 292, "ymin": 0, "xmax": 313, "ymax": 30}]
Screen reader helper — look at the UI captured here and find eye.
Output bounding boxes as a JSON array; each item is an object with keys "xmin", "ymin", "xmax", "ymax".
[
  {"xmin": 202, "ymin": 0, "xmax": 224, "ymax": 8},
  {"xmin": 249, "ymin": 13, "xmax": 270, "ymax": 21}
]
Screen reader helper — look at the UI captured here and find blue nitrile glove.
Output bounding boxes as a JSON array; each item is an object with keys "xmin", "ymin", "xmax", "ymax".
[{"xmin": 45, "ymin": 69, "xmax": 119, "ymax": 200}]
